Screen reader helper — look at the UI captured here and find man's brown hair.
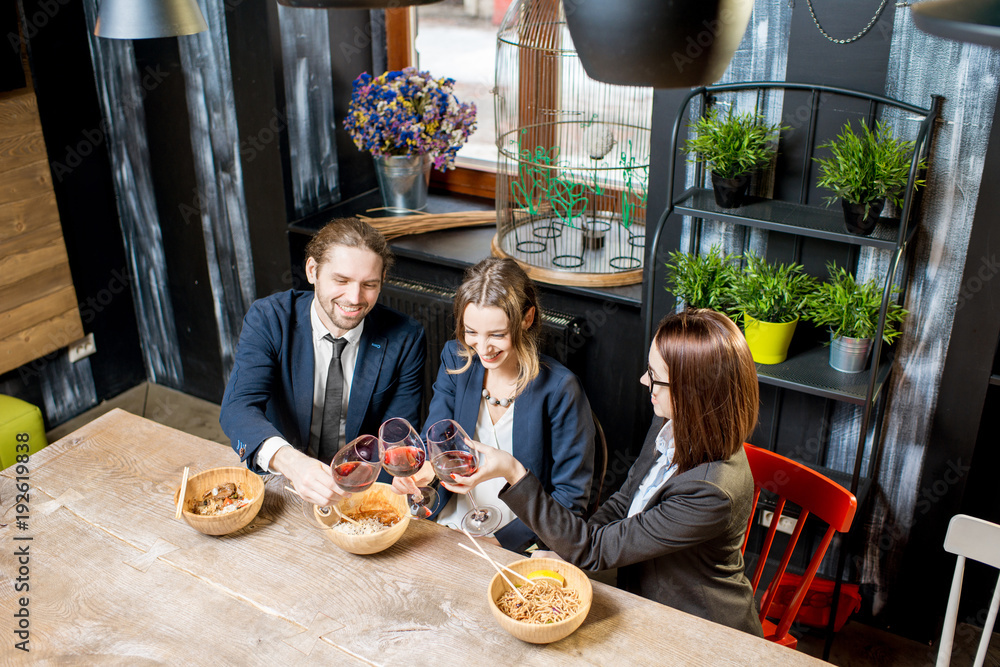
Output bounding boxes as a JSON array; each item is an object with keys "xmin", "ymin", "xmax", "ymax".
[{"xmin": 304, "ymin": 217, "xmax": 394, "ymax": 274}]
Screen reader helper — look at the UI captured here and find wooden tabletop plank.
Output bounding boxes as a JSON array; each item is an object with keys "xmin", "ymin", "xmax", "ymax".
[
  {"xmin": 1, "ymin": 410, "xmax": 828, "ymax": 665},
  {"xmin": 0, "ymin": 476, "xmax": 368, "ymax": 665}
]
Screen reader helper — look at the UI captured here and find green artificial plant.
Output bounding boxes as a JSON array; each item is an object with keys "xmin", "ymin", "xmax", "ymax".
[
  {"xmin": 814, "ymin": 120, "xmax": 927, "ymax": 219},
  {"xmin": 804, "ymin": 262, "xmax": 908, "ymax": 343},
  {"xmin": 683, "ymin": 108, "xmax": 787, "ymax": 178},
  {"xmin": 663, "ymin": 246, "xmax": 740, "ymax": 318},
  {"xmin": 731, "ymin": 253, "xmax": 818, "ymax": 325}
]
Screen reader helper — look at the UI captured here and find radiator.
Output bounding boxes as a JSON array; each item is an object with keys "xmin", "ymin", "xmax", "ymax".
[{"xmin": 381, "ymin": 277, "xmax": 583, "ymax": 419}]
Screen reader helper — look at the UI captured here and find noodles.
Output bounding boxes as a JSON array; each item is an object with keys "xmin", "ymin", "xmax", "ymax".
[{"xmin": 496, "ymin": 581, "xmax": 581, "ymax": 624}]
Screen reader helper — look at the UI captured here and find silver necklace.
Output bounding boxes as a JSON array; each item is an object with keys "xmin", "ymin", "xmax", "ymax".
[
  {"xmin": 805, "ymin": 0, "xmax": 890, "ymax": 44},
  {"xmin": 482, "ymin": 388, "xmax": 514, "ymax": 408}
]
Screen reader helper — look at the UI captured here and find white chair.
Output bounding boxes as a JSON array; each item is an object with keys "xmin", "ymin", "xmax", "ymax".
[{"xmin": 936, "ymin": 514, "xmax": 1000, "ymax": 667}]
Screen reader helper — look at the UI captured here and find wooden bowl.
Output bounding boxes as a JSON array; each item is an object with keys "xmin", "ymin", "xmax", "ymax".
[
  {"xmin": 487, "ymin": 557, "xmax": 593, "ymax": 644},
  {"xmin": 315, "ymin": 482, "xmax": 408, "ymax": 555},
  {"xmin": 173, "ymin": 466, "xmax": 265, "ymax": 536}
]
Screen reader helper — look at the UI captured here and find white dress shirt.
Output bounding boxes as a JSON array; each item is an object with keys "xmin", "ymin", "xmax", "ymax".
[
  {"xmin": 435, "ymin": 399, "xmax": 516, "ymax": 535},
  {"xmin": 627, "ymin": 420, "xmax": 677, "ymax": 517},
  {"xmin": 256, "ymin": 296, "xmax": 364, "ymax": 472}
]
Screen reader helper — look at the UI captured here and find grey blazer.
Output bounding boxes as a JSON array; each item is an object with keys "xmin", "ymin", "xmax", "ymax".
[{"xmin": 499, "ymin": 419, "xmax": 763, "ymax": 636}]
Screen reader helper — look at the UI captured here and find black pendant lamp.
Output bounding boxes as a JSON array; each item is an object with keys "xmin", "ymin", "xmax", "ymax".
[
  {"xmin": 276, "ymin": 0, "xmax": 442, "ymax": 7},
  {"xmin": 562, "ymin": 0, "xmax": 753, "ymax": 88},
  {"xmin": 911, "ymin": 0, "xmax": 1000, "ymax": 48},
  {"xmin": 94, "ymin": 0, "xmax": 209, "ymax": 39}
]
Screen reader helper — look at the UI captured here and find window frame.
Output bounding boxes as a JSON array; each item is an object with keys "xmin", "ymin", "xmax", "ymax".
[{"xmin": 386, "ymin": 7, "xmax": 497, "ymax": 201}]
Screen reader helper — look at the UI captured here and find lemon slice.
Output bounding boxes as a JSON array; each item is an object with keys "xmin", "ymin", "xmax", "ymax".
[{"xmin": 526, "ymin": 569, "xmax": 566, "ymax": 587}]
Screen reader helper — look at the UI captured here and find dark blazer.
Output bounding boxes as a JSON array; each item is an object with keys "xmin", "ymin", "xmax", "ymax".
[
  {"xmin": 220, "ymin": 290, "xmax": 426, "ymax": 473},
  {"xmin": 425, "ymin": 340, "xmax": 595, "ymax": 553},
  {"xmin": 499, "ymin": 418, "xmax": 763, "ymax": 636}
]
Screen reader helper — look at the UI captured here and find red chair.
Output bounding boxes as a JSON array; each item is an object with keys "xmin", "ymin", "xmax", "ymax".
[{"xmin": 742, "ymin": 443, "xmax": 858, "ymax": 648}]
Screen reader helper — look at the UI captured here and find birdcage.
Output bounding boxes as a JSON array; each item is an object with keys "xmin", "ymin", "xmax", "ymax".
[{"xmin": 493, "ymin": 0, "xmax": 653, "ymax": 287}]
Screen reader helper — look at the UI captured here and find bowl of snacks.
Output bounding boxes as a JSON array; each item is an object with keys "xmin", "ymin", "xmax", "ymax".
[
  {"xmin": 314, "ymin": 482, "xmax": 408, "ymax": 555},
  {"xmin": 487, "ymin": 557, "xmax": 593, "ymax": 644},
  {"xmin": 174, "ymin": 466, "xmax": 265, "ymax": 536}
]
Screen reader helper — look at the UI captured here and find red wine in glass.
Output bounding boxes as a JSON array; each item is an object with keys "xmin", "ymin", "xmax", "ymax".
[
  {"xmin": 333, "ymin": 461, "xmax": 380, "ymax": 493},
  {"xmin": 425, "ymin": 418, "xmax": 502, "ymax": 536},
  {"xmin": 302, "ymin": 434, "xmax": 382, "ymax": 529},
  {"xmin": 378, "ymin": 417, "xmax": 437, "ymax": 518},
  {"xmin": 431, "ymin": 450, "xmax": 478, "ymax": 479},
  {"xmin": 382, "ymin": 446, "xmax": 426, "ymax": 477}
]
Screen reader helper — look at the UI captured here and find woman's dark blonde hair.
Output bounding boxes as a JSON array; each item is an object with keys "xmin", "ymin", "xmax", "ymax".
[
  {"xmin": 654, "ymin": 308, "xmax": 759, "ymax": 472},
  {"xmin": 304, "ymin": 217, "xmax": 394, "ymax": 275},
  {"xmin": 450, "ymin": 257, "xmax": 541, "ymax": 393}
]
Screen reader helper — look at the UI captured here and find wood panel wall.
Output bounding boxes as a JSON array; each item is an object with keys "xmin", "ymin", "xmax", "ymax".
[{"xmin": 0, "ymin": 66, "xmax": 83, "ymax": 375}]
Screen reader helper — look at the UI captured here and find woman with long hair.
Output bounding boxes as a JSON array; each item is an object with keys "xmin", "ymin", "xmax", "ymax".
[
  {"xmin": 398, "ymin": 257, "xmax": 595, "ymax": 553},
  {"xmin": 454, "ymin": 308, "xmax": 763, "ymax": 636}
]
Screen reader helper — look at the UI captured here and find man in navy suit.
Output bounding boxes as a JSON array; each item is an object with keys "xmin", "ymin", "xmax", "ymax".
[{"xmin": 220, "ymin": 217, "xmax": 426, "ymax": 507}]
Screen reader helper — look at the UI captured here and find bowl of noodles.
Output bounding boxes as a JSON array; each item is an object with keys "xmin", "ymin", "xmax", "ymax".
[
  {"xmin": 173, "ymin": 466, "xmax": 265, "ymax": 536},
  {"xmin": 487, "ymin": 557, "xmax": 593, "ymax": 644},
  {"xmin": 313, "ymin": 482, "xmax": 409, "ymax": 555}
]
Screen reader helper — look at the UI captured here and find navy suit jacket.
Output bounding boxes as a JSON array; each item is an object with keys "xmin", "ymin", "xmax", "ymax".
[
  {"xmin": 425, "ymin": 340, "xmax": 595, "ymax": 552},
  {"xmin": 220, "ymin": 290, "xmax": 426, "ymax": 473}
]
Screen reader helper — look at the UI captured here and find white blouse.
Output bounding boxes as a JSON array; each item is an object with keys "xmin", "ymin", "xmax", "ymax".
[{"xmin": 435, "ymin": 398, "xmax": 516, "ymax": 535}]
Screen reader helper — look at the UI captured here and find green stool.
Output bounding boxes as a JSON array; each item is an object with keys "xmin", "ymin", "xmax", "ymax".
[{"xmin": 0, "ymin": 396, "xmax": 48, "ymax": 470}]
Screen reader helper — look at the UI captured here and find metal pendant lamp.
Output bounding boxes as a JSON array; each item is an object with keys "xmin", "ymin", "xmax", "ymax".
[
  {"xmin": 276, "ymin": 0, "xmax": 442, "ymax": 7},
  {"xmin": 94, "ymin": 0, "xmax": 209, "ymax": 39},
  {"xmin": 562, "ymin": 0, "xmax": 753, "ymax": 88},
  {"xmin": 911, "ymin": 0, "xmax": 1000, "ymax": 48}
]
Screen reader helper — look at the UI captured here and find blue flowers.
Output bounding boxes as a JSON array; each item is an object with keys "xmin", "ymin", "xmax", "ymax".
[{"xmin": 344, "ymin": 67, "xmax": 478, "ymax": 172}]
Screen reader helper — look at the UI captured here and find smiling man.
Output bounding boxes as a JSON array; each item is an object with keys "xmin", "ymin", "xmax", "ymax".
[{"xmin": 220, "ymin": 217, "xmax": 426, "ymax": 507}]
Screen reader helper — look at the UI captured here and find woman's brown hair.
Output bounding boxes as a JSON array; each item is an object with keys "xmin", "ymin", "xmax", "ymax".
[
  {"xmin": 654, "ymin": 308, "xmax": 759, "ymax": 472},
  {"xmin": 450, "ymin": 257, "xmax": 541, "ymax": 393}
]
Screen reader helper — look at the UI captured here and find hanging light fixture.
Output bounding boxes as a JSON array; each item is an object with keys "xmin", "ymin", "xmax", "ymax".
[
  {"xmin": 562, "ymin": 0, "xmax": 753, "ymax": 88},
  {"xmin": 911, "ymin": 0, "xmax": 1000, "ymax": 49},
  {"xmin": 276, "ymin": 0, "xmax": 442, "ymax": 7},
  {"xmin": 94, "ymin": 0, "xmax": 209, "ymax": 39}
]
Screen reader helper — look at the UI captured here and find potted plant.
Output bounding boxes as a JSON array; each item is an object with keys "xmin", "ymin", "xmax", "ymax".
[
  {"xmin": 663, "ymin": 246, "xmax": 740, "ymax": 319},
  {"xmin": 804, "ymin": 263, "xmax": 908, "ymax": 373},
  {"xmin": 731, "ymin": 253, "xmax": 817, "ymax": 365},
  {"xmin": 343, "ymin": 68, "xmax": 477, "ymax": 213},
  {"xmin": 814, "ymin": 120, "xmax": 927, "ymax": 236},
  {"xmin": 683, "ymin": 108, "xmax": 787, "ymax": 208}
]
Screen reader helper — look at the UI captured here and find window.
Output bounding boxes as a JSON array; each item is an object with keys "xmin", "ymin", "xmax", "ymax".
[{"xmin": 387, "ymin": 3, "xmax": 498, "ymax": 199}]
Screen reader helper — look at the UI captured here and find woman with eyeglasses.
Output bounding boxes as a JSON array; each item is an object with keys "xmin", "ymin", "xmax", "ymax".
[{"xmin": 449, "ymin": 308, "xmax": 763, "ymax": 636}]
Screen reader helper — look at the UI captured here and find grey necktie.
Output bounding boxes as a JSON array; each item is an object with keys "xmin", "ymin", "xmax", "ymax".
[{"xmin": 319, "ymin": 335, "xmax": 348, "ymax": 464}]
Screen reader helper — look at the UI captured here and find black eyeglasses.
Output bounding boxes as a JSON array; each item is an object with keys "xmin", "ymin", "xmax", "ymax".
[{"xmin": 646, "ymin": 365, "xmax": 670, "ymax": 395}]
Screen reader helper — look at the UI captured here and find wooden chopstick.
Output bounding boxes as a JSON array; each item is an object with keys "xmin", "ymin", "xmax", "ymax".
[
  {"xmin": 457, "ymin": 543, "xmax": 533, "ymax": 585},
  {"xmin": 175, "ymin": 466, "xmax": 190, "ymax": 520},
  {"xmin": 461, "ymin": 527, "xmax": 527, "ymax": 602},
  {"xmin": 283, "ymin": 485, "xmax": 361, "ymax": 526}
]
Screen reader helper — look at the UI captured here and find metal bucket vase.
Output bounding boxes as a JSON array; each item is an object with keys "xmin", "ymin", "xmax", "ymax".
[
  {"xmin": 743, "ymin": 314, "xmax": 798, "ymax": 365},
  {"xmin": 829, "ymin": 334, "xmax": 873, "ymax": 373},
  {"xmin": 373, "ymin": 154, "xmax": 431, "ymax": 214}
]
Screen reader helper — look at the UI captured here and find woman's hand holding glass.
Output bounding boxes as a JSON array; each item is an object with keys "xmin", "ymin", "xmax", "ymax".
[
  {"xmin": 426, "ymin": 419, "xmax": 509, "ymax": 536},
  {"xmin": 442, "ymin": 437, "xmax": 528, "ymax": 490}
]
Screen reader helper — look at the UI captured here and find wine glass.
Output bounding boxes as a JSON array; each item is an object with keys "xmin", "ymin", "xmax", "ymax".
[
  {"xmin": 377, "ymin": 417, "xmax": 438, "ymax": 519},
  {"xmin": 425, "ymin": 418, "xmax": 502, "ymax": 536},
  {"xmin": 300, "ymin": 434, "xmax": 381, "ymax": 529}
]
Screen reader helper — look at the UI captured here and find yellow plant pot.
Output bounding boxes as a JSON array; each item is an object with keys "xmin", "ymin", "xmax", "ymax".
[{"xmin": 743, "ymin": 314, "xmax": 798, "ymax": 364}]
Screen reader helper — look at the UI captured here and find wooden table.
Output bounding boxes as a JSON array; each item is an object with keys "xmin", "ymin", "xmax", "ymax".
[{"xmin": 0, "ymin": 410, "xmax": 827, "ymax": 665}]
